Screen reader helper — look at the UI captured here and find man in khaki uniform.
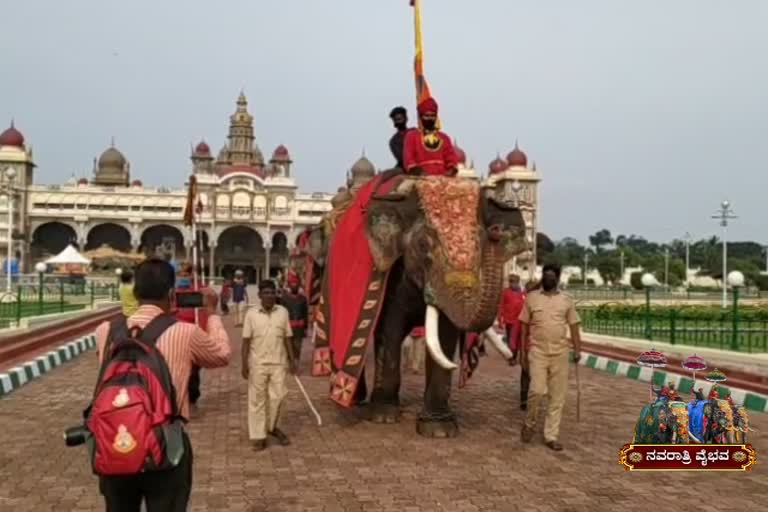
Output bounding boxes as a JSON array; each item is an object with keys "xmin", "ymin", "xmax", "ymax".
[
  {"xmin": 519, "ymin": 263, "xmax": 582, "ymax": 451},
  {"xmin": 242, "ymin": 280, "xmax": 297, "ymax": 451}
]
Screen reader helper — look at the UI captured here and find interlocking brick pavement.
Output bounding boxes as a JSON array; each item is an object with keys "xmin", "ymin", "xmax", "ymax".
[{"xmin": 0, "ymin": 316, "xmax": 765, "ymax": 512}]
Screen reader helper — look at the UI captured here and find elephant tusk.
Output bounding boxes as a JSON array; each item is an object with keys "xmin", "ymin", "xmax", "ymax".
[
  {"xmin": 425, "ymin": 305, "xmax": 458, "ymax": 370},
  {"xmin": 483, "ymin": 328, "xmax": 514, "ymax": 360}
]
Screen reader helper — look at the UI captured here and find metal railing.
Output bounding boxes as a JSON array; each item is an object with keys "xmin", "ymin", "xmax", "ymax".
[
  {"xmin": 0, "ymin": 282, "xmax": 118, "ymax": 329},
  {"xmin": 579, "ymin": 307, "xmax": 768, "ymax": 353},
  {"xmin": 567, "ymin": 286, "xmax": 764, "ymax": 302}
]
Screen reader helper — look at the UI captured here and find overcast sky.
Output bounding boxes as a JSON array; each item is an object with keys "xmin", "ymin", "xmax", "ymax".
[{"xmin": 1, "ymin": 0, "xmax": 766, "ymax": 244}]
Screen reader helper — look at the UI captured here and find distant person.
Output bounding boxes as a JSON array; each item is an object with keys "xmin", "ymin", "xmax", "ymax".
[
  {"xmin": 498, "ymin": 273, "xmax": 526, "ymax": 365},
  {"xmin": 388, "ymin": 106, "xmax": 410, "ymax": 169},
  {"xmin": 118, "ymin": 270, "xmax": 139, "ymax": 317},
  {"xmin": 232, "ymin": 270, "xmax": 249, "ymax": 327},
  {"xmin": 93, "ymin": 258, "xmax": 231, "ymax": 510},
  {"xmin": 220, "ymin": 278, "xmax": 232, "ymax": 315},
  {"xmin": 519, "ymin": 264, "xmax": 582, "ymax": 451},
  {"xmin": 278, "ymin": 274, "xmax": 309, "ymax": 365},
  {"xmin": 242, "ymin": 280, "xmax": 297, "ymax": 451}
]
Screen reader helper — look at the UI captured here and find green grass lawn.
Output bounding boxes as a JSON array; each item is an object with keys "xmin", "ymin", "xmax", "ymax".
[{"xmin": 0, "ymin": 301, "xmax": 89, "ymax": 329}]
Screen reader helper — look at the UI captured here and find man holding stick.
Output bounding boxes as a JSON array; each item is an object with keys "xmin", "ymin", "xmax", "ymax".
[
  {"xmin": 242, "ymin": 280, "xmax": 297, "ymax": 451},
  {"xmin": 519, "ymin": 264, "xmax": 582, "ymax": 451}
]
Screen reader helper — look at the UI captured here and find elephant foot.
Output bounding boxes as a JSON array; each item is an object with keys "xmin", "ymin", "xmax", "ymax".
[
  {"xmin": 368, "ymin": 403, "xmax": 401, "ymax": 424},
  {"xmin": 416, "ymin": 413, "xmax": 459, "ymax": 438}
]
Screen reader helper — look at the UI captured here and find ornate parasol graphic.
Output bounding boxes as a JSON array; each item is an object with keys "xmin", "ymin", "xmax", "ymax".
[
  {"xmin": 682, "ymin": 354, "xmax": 707, "ymax": 388},
  {"xmin": 637, "ymin": 349, "xmax": 668, "ymax": 402},
  {"xmin": 705, "ymin": 368, "xmax": 727, "ymax": 383}
]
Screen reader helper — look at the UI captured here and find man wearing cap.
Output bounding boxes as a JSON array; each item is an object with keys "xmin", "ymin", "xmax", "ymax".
[
  {"xmin": 278, "ymin": 274, "xmax": 309, "ymax": 366},
  {"xmin": 402, "ymin": 97, "xmax": 459, "ymax": 177}
]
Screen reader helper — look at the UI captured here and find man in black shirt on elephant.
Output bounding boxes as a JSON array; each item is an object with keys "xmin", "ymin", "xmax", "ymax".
[{"xmin": 388, "ymin": 106, "xmax": 410, "ymax": 169}]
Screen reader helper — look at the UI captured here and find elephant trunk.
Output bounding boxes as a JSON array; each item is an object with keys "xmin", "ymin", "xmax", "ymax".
[{"xmin": 466, "ymin": 241, "xmax": 507, "ymax": 332}]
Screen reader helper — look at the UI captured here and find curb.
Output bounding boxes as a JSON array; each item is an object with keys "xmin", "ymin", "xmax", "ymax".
[
  {"xmin": 0, "ymin": 333, "xmax": 96, "ymax": 398},
  {"xmin": 580, "ymin": 351, "xmax": 768, "ymax": 414}
]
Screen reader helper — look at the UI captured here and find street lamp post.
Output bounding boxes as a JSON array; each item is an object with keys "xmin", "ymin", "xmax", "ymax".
[
  {"xmin": 115, "ymin": 268, "xmax": 123, "ymax": 301},
  {"xmin": 35, "ymin": 261, "xmax": 46, "ymax": 315},
  {"xmin": 641, "ymin": 273, "xmax": 656, "ymax": 340},
  {"xmin": 619, "ymin": 250, "xmax": 625, "ymax": 285},
  {"xmin": 583, "ymin": 252, "xmax": 589, "ymax": 287},
  {"xmin": 728, "ymin": 271, "xmax": 745, "ymax": 351},
  {"xmin": 664, "ymin": 247, "xmax": 670, "ymax": 289},
  {"xmin": 712, "ymin": 200, "xmax": 737, "ymax": 309},
  {"xmin": 684, "ymin": 232, "xmax": 692, "ymax": 287},
  {"xmin": 4, "ymin": 167, "xmax": 16, "ymax": 293}
]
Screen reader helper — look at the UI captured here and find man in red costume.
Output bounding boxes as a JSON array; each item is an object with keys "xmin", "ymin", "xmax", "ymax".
[
  {"xmin": 498, "ymin": 273, "xmax": 526, "ymax": 365},
  {"xmin": 403, "ymin": 97, "xmax": 458, "ymax": 177}
]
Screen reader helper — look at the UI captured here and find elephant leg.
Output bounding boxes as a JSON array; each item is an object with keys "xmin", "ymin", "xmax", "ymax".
[
  {"xmin": 368, "ymin": 298, "xmax": 412, "ymax": 424},
  {"xmin": 417, "ymin": 312, "xmax": 460, "ymax": 438}
]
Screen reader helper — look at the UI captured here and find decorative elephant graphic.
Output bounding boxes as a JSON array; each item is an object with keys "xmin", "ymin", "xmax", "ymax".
[
  {"xmin": 633, "ymin": 399, "xmax": 690, "ymax": 444},
  {"xmin": 299, "ymin": 170, "xmax": 528, "ymax": 437}
]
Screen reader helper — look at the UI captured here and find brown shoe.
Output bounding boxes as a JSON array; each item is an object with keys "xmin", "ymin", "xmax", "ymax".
[
  {"xmin": 545, "ymin": 440, "xmax": 563, "ymax": 451},
  {"xmin": 269, "ymin": 428, "xmax": 291, "ymax": 446},
  {"xmin": 521, "ymin": 426, "xmax": 534, "ymax": 443},
  {"xmin": 251, "ymin": 439, "xmax": 267, "ymax": 451}
]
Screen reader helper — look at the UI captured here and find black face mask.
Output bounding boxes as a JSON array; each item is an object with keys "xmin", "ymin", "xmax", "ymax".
[
  {"xmin": 542, "ymin": 277, "xmax": 558, "ymax": 291},
  {"xmin": 422, "ymin": 119, "xmax": 436, "ymax": 131},
  {"xmin": 394, "ymin": 121, "xmax": 407, "ymax": 131}
]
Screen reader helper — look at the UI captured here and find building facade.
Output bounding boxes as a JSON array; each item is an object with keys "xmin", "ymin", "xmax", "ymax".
[{"xmin": 0, "ymin": 93, "xmax": 335, "ymax": 282}]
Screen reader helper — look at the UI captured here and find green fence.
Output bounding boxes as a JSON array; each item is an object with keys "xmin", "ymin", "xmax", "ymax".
[
  {"xmin": 579, "ymin": 307, "xmax": 768, "ymax": 353},
  {"xmin": 0, "ymin": 283, "xmax": 118, "ymax": 329},
  {"xmin": 567, "ymin": 287, "xmax": 764, "ymax": 302}
]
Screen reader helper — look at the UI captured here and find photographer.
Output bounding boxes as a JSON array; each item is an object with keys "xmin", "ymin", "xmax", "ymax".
[
  {"xmin": 173, "ymin": 263, "xmax": 210, "ymax": 408},
  {"xmin": 91, "ymin": 258, "xmax": 231, "ymax": 510}
]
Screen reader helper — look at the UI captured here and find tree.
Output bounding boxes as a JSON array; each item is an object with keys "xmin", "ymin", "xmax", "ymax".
[
  {"xmin": 589, "ymin": 229, "xmax": 613, "ymax": 253},
  {"xmin": 536, "ymin": 232, "xmax": 555, "ymax": 264},
  {"xmin": 595, "ymin": 251, "xmax": 622, "ymax": 285}
]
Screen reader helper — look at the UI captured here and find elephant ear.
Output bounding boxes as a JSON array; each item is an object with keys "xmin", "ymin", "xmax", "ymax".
[{"xmin": 365, "ymin": 184, "xmax": 420, "ymax": 272}]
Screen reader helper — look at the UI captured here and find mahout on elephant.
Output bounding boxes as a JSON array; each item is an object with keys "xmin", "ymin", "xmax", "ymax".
[{"xmin": 292, "ymin": 168, "xmax": 527, "ymax": 437}]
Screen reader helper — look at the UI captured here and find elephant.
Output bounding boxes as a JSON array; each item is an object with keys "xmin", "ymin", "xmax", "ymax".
[
  {"xmin": 633, "ymin": 399, "xmax": 690, "ymax": 444},
  {"xmin": 300, "ymin": 170, "xmax": 528, "ymax": 437}
]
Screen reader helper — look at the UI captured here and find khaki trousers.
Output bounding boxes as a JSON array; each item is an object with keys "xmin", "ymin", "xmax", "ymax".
[
  {"xmin": 525, "ymin": 350, "xmax": 570, "ymax": 442},
  {"xmin": 247, "ymin": 363, "xmax": 288, "ymax": 441},
  {"xmin": 235, "ymin": 302, "xmax": 248, "ymax": 325}
]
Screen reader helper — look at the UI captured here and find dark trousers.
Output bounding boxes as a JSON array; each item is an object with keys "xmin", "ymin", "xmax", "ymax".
[
  {"xmin": 99, "ymin": 432, "xmax": 193, "ymax": 512},
  {"xmin": 188, "ymin": 366, "xmax": 201, "ymax": 405},
  {"xmin": 520, "ymin": 367, "xmax": 530, "ymax": 407},
  {"xmin": 292, "ymin": 329, "xmax": 306, "ymax": 363}
]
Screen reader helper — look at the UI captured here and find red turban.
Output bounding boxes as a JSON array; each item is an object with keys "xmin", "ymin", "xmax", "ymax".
[
  {"xmin": 287, "ymin": 273, "xmax": 300, "ymax": 286},
  {"xmin": 417, "ymin": 97, "xmax": 438, "ymax": 116}
]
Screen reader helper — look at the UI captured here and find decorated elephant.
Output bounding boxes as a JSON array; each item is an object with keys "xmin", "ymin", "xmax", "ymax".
[
  {"xmin": 633, "ymin": 398, "xmax": 691, "ymax": 444},
  {"xmin": 302, "ymin": 170, "xmax": 527, "ymax": 437}
]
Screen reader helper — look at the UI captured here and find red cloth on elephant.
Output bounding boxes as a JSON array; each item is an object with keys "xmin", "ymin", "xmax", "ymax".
[
  {"xmin": 326, "ymin": 174, "xmax": 388, "ymax": 370},
  {"xmin": 411, "ymin": 326, "xmax": 425, "ymax": 338},
  {"xmin": 403, "ymin": 129, "xmax": 458, "ymax": 177}
]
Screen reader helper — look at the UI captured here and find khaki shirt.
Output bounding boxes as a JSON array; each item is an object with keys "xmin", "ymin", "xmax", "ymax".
[
  {"xmin": 519, "ymin": 290, "xmax": 580, "ymax": 356},
  {"xmin": 243, "ymin": 304, "xmax": 293, "ymax": 366}
]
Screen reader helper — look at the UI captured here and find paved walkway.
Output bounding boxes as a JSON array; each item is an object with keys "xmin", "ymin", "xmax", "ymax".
[{"xmin": 0, "ymin": 316, "xmax": 765, "ymax": 512}]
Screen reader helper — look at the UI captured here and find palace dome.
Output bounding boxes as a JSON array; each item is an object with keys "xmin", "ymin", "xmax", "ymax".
[
  {"xmin": 489, "ymin": 156, "xmax": 508, "ymax": 174},
  {"xmin": 98, "ymin": 146, "xmax": 127, "ymax": 169},
  {"xmin": 131, "ymin": 179, "xmax": 143, "ymax": 187},
  {"xmin": 351, "ymin": 156, "xmax": 376, "ymax": 177},
  {"xmin": 272, "ymin": 144, "xmax": 290, "ymax": 160},
  {"xmin": 0, "ymin": 122, "xmax": 24, "ymax": 148},
  {"xmin": 506, "ymin": 143, "xmax": 528, "ymax": 168},
  {"xmin": 195, "ymin": 141, "xmax": 210, "ymax": 155},
  {"xmin": 77, "ymin": 178, "xmax": 88, "ymax": 185}
]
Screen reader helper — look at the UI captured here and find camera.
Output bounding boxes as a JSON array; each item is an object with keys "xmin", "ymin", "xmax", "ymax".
[
  {"xmin": 63, "ymin": 425, "xmax": 91, "ymax": 447},
  {"xmin": 175, "ymin": 290, "xmax": 205, "ymax": 308}
]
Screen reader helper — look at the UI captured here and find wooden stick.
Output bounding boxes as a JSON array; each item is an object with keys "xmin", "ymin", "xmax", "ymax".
[
  {"xmin": 575, "ymin": 360, "xmax": 582, "ymax": 423},
  {"xmin": 293, "ymin": 375, "xmax": 322, "ymax": 426}
]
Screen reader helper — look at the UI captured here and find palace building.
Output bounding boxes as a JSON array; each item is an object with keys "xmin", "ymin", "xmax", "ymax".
[
  {"xmin": 0, "ymin": 92, "xmax": 540, "ymax": 282},
  {"xmin": 0, "ymin": 93, "xmax": 336, "ymax": 282}
]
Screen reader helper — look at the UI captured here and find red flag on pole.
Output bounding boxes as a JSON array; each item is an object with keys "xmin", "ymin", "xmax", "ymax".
[{"xmin": 411, "ymin": 0, "xmax": 439, "ymax": 129}]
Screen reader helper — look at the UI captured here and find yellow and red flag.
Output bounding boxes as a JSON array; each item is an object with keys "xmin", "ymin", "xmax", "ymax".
[{"xmin": 411, "ymin": 0, "xmax": 440, "ymax": 129}]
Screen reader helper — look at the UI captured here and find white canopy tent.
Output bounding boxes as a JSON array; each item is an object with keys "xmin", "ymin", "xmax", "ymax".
[{"xmin": 44, "ymin": 244, "xmax": 91, "ymax": 265}]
